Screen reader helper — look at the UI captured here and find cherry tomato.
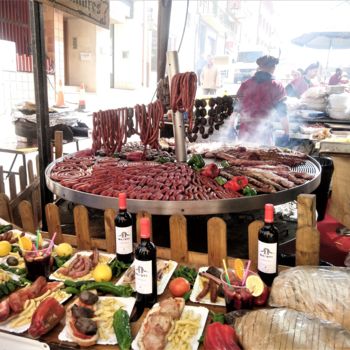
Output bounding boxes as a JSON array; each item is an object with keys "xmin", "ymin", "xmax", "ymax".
[{"xmin": 168, "ymin": 277, "xmax": 191, "ymax": 297}]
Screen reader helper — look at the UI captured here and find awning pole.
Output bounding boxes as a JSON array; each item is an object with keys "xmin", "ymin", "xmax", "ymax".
[{"xmin": 29, "ymin": 0, "xmax": 53, "ymax": 230}]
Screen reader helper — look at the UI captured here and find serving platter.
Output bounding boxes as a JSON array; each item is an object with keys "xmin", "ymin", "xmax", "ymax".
[{"xmin": 58, "ymin": 296, "xmax": 136, "ymax": 345}]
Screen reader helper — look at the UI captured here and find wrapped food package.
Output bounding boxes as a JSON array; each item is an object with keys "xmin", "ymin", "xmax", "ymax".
[
  {"xmin": 234, "ymin": 308, "xmax": 350, "ymax": 350},
  {"xmin": 269, "ymin": 266, "xmax": 350, "ymax": 330}
]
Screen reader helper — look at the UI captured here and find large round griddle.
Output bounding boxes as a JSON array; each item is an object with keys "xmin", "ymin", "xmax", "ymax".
[{"xmin": 45, "ymin": 155, "xmax": 321, "ymax": 215}]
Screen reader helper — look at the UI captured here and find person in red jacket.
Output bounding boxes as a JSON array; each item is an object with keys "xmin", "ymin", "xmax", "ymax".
[{"xmin": 236, "ymin": 55, "xmax": 289, "ymax": 145}]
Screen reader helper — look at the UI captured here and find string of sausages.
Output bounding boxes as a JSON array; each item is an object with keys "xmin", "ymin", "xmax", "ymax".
[
  {"xmin": 92, "ymin": 101, "xmax": 164, "ymax": 156},
  {"xmin": 170, "ymin": 72, "xmax": 197, "ymax": 130}
]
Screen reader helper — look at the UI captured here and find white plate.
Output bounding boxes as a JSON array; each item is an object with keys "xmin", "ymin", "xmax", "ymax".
[
  {"xmin": 132, "ymin": 304, "xmax": 208, "ymax": 350},
  {"xmin": 58, "ymin": 296, "xmax": 136, "ymax": 345},
  {"xmin": 49, "ymin": 251, "xmax": 115, "ymax": 281},
  {"xmin": 0, "ymin": 268, "xmax": 21, "ymax": 282},
  {"xmin": 116, "ymin": 259, "xmax": 177, "ymax": 295},
  {"xmin": 0, "ymin": 332, "xmax": 49, "ymax": 350},
  {"xmin": 190, "ymin": 267, "xmax": 225, "ymax": 307},
  {"xmin": 0, "ymin": 284, "xmax": 71, "ymax": 334}
]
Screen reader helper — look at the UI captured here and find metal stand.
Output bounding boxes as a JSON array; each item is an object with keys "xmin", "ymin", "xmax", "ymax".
[
  {"xmin": 166, "ymin": 51, "xmax": 187, "ymax": 162},
  {"xmin": 29, "ymin": 0, "xmax": 53, "ymax": 229}
]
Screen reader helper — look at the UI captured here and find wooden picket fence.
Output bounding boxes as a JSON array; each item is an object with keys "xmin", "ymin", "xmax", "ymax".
[{"xmin": 14, "ymin": 193, "xmax": 320, "ymax": 268}]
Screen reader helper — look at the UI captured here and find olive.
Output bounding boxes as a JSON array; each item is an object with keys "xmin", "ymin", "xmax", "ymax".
[
  {"xmin": 215, "ymin": 124, "xmax": 220, "ymax": 130},
  {"xmin": 215, "ymin": 105, "xmax": 223, "ymax": 114},
  {"xmin": 200, "ymin": 118, "xmax": 207, "ymax": 126},
  {"xmin": 222, "ymin": 95, "xmax": 230, "ymax": 103},
  {"xmin": 221, "ymin": 113, "xmax": 228, "ymax": 119},
  {"xmin": 201, "ymin": 99, "xmax": 207, "ymax": 108},
  {"xmin": 216, "ymin": 97, "xmax": 223, "ymax": 105},
  {"xmin": 195, "ymin": 99, "xmax": 202, "ymax": 108},
  {"xmin": 6, "ymin": 256, "xmax": 18, "ymax": 266},
  {"xmin": 192, "ymin": 125, "xmax": 199, "ymax": 134},
  {"xmin": 195, "ymin": 118, "xmax": 201, "ymax": 126},
  {"xmin": 195, "ymin": 109, "xmax": 201, "ymax": 117},
  {"xmin": 199, "ymin": 126, "xmax": 205, "ymax": 134},
  {"xmin": 79, "ymin": 291, "xmax": 98, "ymax": 305},
  {"xmin": 208, "ymin": 109, "xmax": 216, "ymax": 117},
  {"xmin": 192, "ymin": 134, "xmax": 198, "ymax": 142},
  {"xmin": 208, "ymin": 126, "xmax": 214, "ymax": 135},
  {"xmin": 202, "ymin": 133, "xmax": 209, "ymax": 139},
  {"xmin": 208, "ymin": 116, "xmax": 214, "ymax": 126}
]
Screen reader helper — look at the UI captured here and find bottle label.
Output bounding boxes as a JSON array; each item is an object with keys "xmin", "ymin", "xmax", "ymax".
[
  {"xmin": 134, "ymin": 259, "xmax": 153, "ymax": 294},
  {"xmin": 258, "ymin": 241, "xmax": 277, "ymax": 274},
  {"xmin": 115, "ymin": 226, "xmax": 133, "ymax": 254}
]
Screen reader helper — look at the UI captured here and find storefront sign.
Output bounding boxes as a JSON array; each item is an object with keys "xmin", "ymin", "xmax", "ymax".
[{"xmin": 42, "ymin": 0, "xmax": 109, "ymax": 29}]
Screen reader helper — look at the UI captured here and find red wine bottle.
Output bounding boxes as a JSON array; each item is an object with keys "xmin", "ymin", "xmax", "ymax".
[
  {"xmin": 115, "ymin": 193, "xmax": 133, "ymax": 264},
  {"xmin": 135, "ymin": 217, "xmax": 157, "ymax": 308},
  {"xmin": 258, "ymin": 203, "xmax": 279, "ymax": 286}
]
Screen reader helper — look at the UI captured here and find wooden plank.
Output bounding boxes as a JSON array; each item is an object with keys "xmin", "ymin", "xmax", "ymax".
[
  {"xmin": 104, "ymin": 208, "xmax": 116, "ymax": 254},
  {"xmin": 35, "ymin": 154, "xmax": 39, "ymax": 176},
  {"xmin": 0, "ymin": 193, "xmax": 12, "ymax": 222},
  {"xmin": 9, "ymin": 179, "xmax": 39, "ymax": 209},
  {"xmin": 297, "ymin": 194, "xmax": 316, "ymax": 228},
  {"xmin": 73, "ymin": 205, "xmax": 92, "ymax": 250},
  {"xmin": 9, "ymin": 173, "xmax": 17, "ymax": 201},
  {"xmin": 27, "ymin": 160, "xmax": 35, "ymax": 183},
  {"xmin": 248, "ymin": 220, "xmax": 264, "ymax": 271},
  {"xmin": 136, "ymin": 211, "xmax": 152, "ymax": 243},
  {"xmin": 169, "ymin": 215, "xmax": 188, "ymax": 263},
  {"xmin": 45, "ymin": 203, "xmax": 64, "ymax": 244},
  {"xmin": 296, "ymin": 194, "xmax": 320, "ymax": 266},
  {"xmin": 18, "ymin": 200, "xmax": 36, "ymax": 233},
  {"xmin": 0, "ymin": 166, "xmax": 5, "ymax": 193},
  {"xmin": 54, "ymin": 130, "xmax": 63, "ymax": 159},
  {"xmin": 19, "ymin": 165, "xmax": 27, "ymax": 192},
  {"xmin": 207, "ymin": 217, "xmax": 227, "ymax": 267}
]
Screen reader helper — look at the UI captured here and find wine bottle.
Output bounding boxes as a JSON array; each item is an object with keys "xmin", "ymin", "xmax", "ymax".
[
  {"xmin": 115, "ymin": 193, "xmax": 133, "ymax": 264},
  {"xmin": 134, "ymin": 217, "xmax": 157, "ymax": 308},
  {"xmin": 258, "ymin": 203, "xmax": 279, "ymax": 286}
]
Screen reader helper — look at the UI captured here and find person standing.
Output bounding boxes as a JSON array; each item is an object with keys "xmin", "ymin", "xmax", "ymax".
[
  {"xmin": 328, "ymin": 68, "xmax": 343, "ymax": 85},
  {"xmin": 200, "ymin": 55, "xmax": 219, "ymax": 95},
  {"xmin": 236, "ymin": 55, "xmax": 289, "ymax": 145}
]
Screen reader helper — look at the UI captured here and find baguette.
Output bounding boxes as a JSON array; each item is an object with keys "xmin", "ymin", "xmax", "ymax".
[{"xmin": 138, "ymin": 297, "xmax": 185, "ymax": 350}]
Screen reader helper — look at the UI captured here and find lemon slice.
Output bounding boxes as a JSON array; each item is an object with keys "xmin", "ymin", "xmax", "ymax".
[
  {"xmin": 233, "ymin": 258, "xmax": 245, "ymax": 281},
  {"xmin": 246, "ymin": 275, "xmax": 264, "ymax": 297},
  {"xmin": 20, "ymin": 236, "xmax": 33, "ymax": 251}
]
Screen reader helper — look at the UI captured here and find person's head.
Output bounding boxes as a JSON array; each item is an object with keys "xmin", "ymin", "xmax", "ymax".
[
  {"xmin": 336, "ymin": 68, "xmax": 342, "ymax": 76},
  {"xmin": 256, "ymin": 55, "xmax": 279, "ymax": 74},
  {"xmin": 304, "ymin": 62, "xmax": 319, "ymax": 79},
  {"xmin": 206, "ymin": 55, "xmax": 214, "ymax": 67}
]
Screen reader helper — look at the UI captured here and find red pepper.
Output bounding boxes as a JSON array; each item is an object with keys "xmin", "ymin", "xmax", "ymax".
[
  {"xmin": 200, "ymin": 163, "xmax": 220, "ymax": 179},
  {"xmin": 224, "ymin": 176, "xmax": 248, "ymax": 191},
  {"xmin": 204, "ymin": 322, "xmax": 240, "ymax": 350}
]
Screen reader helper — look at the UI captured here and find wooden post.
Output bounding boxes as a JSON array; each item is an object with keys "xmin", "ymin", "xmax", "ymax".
[
  {"xmin": 9, "ymin": 174, "xmax": 17, "ymax": 201},
  {"xmin": 248, "ymin": 220, "xmax": 264, "ymax": 271},
  {"xmin": 296, "ymin": 194, "xmax": 320, "ymax": 266},
  {"xmin": 54, "ymin": 131, "xmax": 63, "ymax": 159},
  {"xmin": 207, "ymin": 217, "xmax": 227, "ymax": 267},
  {"xmin": 18, "ymin": 200, "xmax": 36, "ymax": 233},
  {"xmin": 19, "ymin": 165, "xmax": 27, "ymax": 192},
  {"xmin": 104, "ymin": 208, "xmax": 116, "ymax": 254},
  {"xmin": 0, "ymin": 166, "xmax": 5, "ymax": 193},
  {"xmin": 169, "ymin": 215, "xmax": 188, "ymax": 263},
  {"xmin": 27, "ymin": 160, "xmax": 35, "ymax": 184},
  {"xmin": 136, "ymin": 211, "xmax": 152, "ymax": 243},
  {"xmin": 45, "ymin": 203, "xmax": 64, "ymax": 244},
  {"xmin": 0, "ymin": 193, "xmax": 12, "ymax": 222},
  {"xmin": 74, "ymin": 205, "xmax": 92, "ymax": 250}
]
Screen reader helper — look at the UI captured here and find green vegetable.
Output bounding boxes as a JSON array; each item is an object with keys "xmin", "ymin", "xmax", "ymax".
[
  {"xmin": 0, "ymin": 283, "xmax": 9, "ymax": 295},
  {"xmin": 210, "ymin": 311, "xmax": 225, "ymax": 324},
  {"xmin": 183, "ymin": 290, "xmax": 192, "ymax": 302},
  {"xmin": 80, "ymin": 282, "xmax": 133, "ymax": 297},
  {"xmin": 10, "ymin": 245, "xmax": 20, "ymax": 253},
  {"xmin": 0, "ymin": 225, "xmax": 13, "ymax": 234},
  {"xmin": 156, "ymin": 156, "xmax": 172, "ymax": 164},
  {"xmin": 109, "ymin": 259, "xmax": 130, "ymax": 278},
  {"xmin": 187, "ymin": 154, "xmax": 205, "ymax": 170},
  {"xmin": 0, "ymin": 263, "xmax": 26, "ymax": 277},
  {"xmin": 243, "ymin": 185, "xmax": 257, "ymax": 196},
  {"xmin": 64, "ymin": 286, "xmax": 80, "ymax": 295},
  {"xmin": 215, "ymin": 176, "xmax": 227, "ymax": 186},
  {"xmin": 113, "ymin": 309, "xmax": 132, "ymax": 350},
  {"xmin": 173, "ymin": 266, "xmax": 197, "ymax": 286},
  {"xmin": 6, "ymin": 280, "xmax": 16, "ymax": 293},
  {"xmin": 220, "ymin": 160, "xmax": 230, "ymax": 168},
  {"xmin": 53, "ymin": 255, "xmax": 71, "ymax": 269},
  {"xmin": 63, "ymin": 280, "xmax": 92, "ymax": 288}
]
